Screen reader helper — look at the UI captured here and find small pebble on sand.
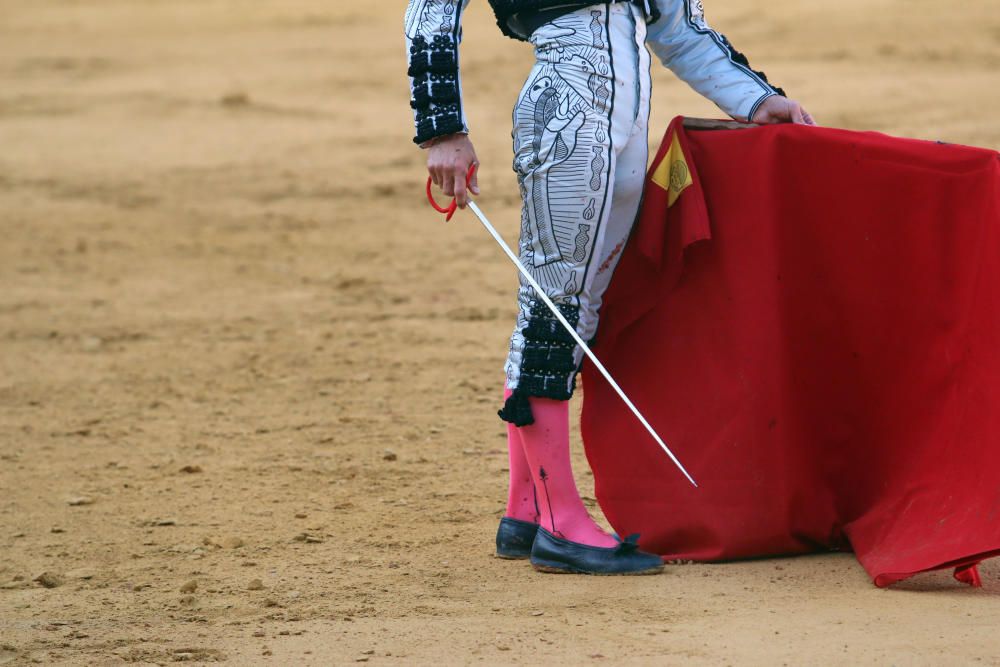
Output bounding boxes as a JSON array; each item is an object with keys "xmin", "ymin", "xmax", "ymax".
[
  {"xmin": 33, "ymin": 572, "xmax": 63, "ymax": 588},
  {"xmin": 180, "ymin": 580, "xmax": 198, "ymax": 593}
]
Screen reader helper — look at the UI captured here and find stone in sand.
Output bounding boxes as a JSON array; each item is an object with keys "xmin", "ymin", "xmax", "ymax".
[
  {"xmin": 33, "ymin": 572, "xmax": 63, "ymax": 588},
  {"xmin": 219, "ymin": 536, "xmax": 244, "ymax": 549}
]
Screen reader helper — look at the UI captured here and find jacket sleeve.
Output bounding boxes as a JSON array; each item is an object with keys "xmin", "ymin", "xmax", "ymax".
[
  {"xmin": 404, "ymin": 0, "xmax": 471, "ymax": 146},
  {"xmin": 645, "ymin": 0, "xmax": 785, "ymax": 122}
]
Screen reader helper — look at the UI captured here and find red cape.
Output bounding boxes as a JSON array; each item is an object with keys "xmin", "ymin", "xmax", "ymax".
[{"xmin": 581, "ymin": 117, "xmax": 1000, "ymax": 587}]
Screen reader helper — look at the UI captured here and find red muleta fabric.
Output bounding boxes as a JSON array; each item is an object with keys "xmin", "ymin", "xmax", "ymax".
[{"xmin": 581, "ymin": 116, "xmax": 1000, "ymax": 587}]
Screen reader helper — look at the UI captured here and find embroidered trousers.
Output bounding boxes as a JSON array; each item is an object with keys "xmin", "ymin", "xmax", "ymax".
[{"xmin": 502, "ymin": 2, "xmax": 651, "ymax": 423}]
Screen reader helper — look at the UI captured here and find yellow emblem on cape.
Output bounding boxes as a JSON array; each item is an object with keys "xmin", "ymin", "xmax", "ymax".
[{"xmin": 650, "ymin": 132, "xmax": 693, "ymax": 207}]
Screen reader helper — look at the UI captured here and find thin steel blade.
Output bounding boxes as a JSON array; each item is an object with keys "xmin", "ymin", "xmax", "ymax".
[{"xmin": 466, "ymin": 201, "xmax": 697, "ymax": 487}]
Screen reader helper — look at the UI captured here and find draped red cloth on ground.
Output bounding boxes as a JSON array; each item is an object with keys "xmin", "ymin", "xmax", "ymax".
[{"xmin": 580, "ymin": 117, "xmax": 1000, "ymax": 587}]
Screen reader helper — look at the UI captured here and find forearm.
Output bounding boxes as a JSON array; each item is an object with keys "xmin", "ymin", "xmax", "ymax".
[
  {"xmin": 645, "ymin": 0, "xmax": 784, "ymax": 122},
  {"xmin": 404, "ymin": 0, "xmax": 471, "ymax": 146}
]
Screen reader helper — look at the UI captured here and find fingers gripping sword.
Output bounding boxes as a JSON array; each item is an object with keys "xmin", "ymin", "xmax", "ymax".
[{"xmin": 426, "ymin": 166, "xmax": 698, "ymax": 488}]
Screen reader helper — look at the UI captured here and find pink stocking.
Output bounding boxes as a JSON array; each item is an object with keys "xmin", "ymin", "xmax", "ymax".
[
  {"xmin": 516, "ymin": 396, "xmax": 618, "ymax": 547},
  {"xmin": 504, "ymin": 390, "xmax": 539, "ymax": 522}
]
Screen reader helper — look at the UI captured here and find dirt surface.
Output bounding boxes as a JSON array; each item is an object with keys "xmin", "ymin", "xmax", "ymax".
[{"xmin": 2, "ymin": 1, "xmax": 1000, "ymax": 665}]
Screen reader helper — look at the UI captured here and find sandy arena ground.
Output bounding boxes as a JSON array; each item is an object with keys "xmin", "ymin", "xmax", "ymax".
[{"xmin": 2, "ymin": 1, "xmax": 1000, "ymax": 664}]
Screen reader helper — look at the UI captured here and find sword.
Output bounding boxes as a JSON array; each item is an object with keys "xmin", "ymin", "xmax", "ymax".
[{"xmin": 427, "ymin": 168, "xmax": 698, "ymax": 488}]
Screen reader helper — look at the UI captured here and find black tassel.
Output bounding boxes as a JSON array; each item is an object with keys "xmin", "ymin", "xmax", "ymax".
[{"xmin": 498, "ymin": 390, "xmax": 534, "ymax": 427}]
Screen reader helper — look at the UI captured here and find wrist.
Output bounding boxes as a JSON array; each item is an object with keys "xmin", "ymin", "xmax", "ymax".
[
  {"xmin": 420, "ymin": 131, "xmax": 469, "ymax": 149},
  {"xmin": 747, "ymin": 92, "xmax": 779, "ymax": 124}
]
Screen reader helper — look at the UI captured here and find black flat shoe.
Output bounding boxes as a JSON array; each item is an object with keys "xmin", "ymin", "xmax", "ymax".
[
  {"xmin": 529, "ymin": 527, "xmax": 664, "ymax": 575},
  {"xmin": 495, "ymin": 517, "xmax": 539, "ymax": 559}
]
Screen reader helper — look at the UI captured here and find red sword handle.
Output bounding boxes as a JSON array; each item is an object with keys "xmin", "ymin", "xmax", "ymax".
[{"xmin": 425, "ymin": 163, "xmax": 477, "ymax": 222}]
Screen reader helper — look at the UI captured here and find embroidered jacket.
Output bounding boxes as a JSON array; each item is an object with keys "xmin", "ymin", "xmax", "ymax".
[
  {"xmin": 404, "ymin": 0, "xmax": 785, "ymax": 145},
  {"xmin": 488, "ymin": 0, "xmax": 661, "ymax": 40}
]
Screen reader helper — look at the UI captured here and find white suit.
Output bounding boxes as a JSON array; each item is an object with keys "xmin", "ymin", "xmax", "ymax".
[{"xmin": 404, "ymin": 1, "xmax": 784, "ymax": 424}]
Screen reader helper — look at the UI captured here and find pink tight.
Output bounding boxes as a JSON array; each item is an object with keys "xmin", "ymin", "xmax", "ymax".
[{"xmin": 504, "ymin": 388, "xmax": 618, "ymax": 548}]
